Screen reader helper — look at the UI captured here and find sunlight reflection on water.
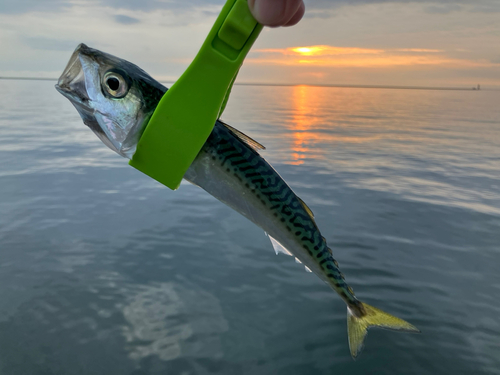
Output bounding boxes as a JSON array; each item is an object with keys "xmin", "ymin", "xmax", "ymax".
[{"xmin": 225, "ymin": 85, "xmax": 500, "ymax": 215}]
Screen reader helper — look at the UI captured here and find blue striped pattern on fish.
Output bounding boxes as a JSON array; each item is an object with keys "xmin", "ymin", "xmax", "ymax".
[{"xmin": 198, "ymin": 121, "xmax": 360, "ymax": 307}]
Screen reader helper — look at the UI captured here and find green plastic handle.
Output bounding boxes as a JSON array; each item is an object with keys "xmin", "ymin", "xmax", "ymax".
[{"xmin": 129, "ymin": 0, "xmax": 263, "ymax": 190}]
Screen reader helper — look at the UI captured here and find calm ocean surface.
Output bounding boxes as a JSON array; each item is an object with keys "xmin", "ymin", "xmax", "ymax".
[{"xmin": 0, "ymin": 79, "xmax": 499, "ymax": 375}]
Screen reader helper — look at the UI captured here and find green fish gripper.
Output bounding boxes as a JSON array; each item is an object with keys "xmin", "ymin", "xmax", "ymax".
[{"xmin": 129, "ymin": 0, "xmax": 263, "ymax": 190}]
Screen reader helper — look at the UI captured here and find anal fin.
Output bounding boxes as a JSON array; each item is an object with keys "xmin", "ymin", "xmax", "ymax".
[
  {"xmin": 267, "ymin": 234, "xmax": 313, "ymax": 273},
  {"xmin": 267, "ymin": 234, "xmax": 293, "ymax": 256}
]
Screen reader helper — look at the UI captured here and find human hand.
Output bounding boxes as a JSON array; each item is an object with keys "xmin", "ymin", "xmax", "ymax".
[{"xmin": 248, "ymin": 0, "xmax": 305, "ymax": 27}]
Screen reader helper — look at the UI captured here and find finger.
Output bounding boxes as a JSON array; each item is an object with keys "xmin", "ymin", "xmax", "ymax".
[
  {"xmin": 283, "ymin": 2, "xmax": 305, "ymax": 27},
  {"xmin": 248, "ymin": 0, "xmax": 304, "ymax": 27}
]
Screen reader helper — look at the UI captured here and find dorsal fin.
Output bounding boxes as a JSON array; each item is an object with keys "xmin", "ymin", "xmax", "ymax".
[
  {"xmin": 297, "ymin": 197, "xmax": 316, "ymax": 224},
  {"xmin": 220, "ymin": 121, "xmax": 266, "ymax": 151}
]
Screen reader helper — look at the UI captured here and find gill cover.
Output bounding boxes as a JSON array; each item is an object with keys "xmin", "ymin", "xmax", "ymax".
[{"xmin": 56, "ymin": 43, "xmax": 166, "ymax": 158}]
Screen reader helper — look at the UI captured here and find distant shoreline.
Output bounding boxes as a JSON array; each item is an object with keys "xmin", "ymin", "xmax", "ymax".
[
  {"xmin": 234, "ymin": 82, "xmax": 479, "ymax": 91},
  {"xmin": 0, "ymin": 77, "xmax": 57, "ymax": 81},
  {"xmin": 0, "ymin": 76, "xmax": 490, "ymax": 91}
]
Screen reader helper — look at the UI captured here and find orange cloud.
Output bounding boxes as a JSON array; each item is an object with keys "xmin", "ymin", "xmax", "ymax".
[
  {"xmin": 249, "ymin": 45, "xmax": 494, "ymax": 68},
  {"xmin": 257, "ymin": 45, "xmax": 383, "ymax": 56},
  {"xmin": 395, "ymin": 48, "xmax": 443, "ymax": 53}
]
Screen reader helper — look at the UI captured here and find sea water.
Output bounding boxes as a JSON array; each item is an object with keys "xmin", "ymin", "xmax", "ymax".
[{"xmin": 0, "ymin": 79, "xmax": 499, "ymax": 374}]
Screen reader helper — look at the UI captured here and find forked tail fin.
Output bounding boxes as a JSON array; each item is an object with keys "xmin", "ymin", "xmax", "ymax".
[{"xmin": 347, "ymin": 302, "xmax": 419, "ymax": 359}]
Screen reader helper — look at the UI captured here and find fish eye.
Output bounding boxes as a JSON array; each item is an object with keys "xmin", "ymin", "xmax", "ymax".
[{"xmin": 102, "ymin": 71, "xmax": 128, "ymax": 98}]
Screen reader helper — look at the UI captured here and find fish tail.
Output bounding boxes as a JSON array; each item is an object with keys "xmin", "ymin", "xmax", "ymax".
[{"xmin": 346, "ymin": 302, "xmax": 419, "ymax": 359}]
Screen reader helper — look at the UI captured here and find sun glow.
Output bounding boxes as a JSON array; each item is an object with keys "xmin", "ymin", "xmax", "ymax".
[
  {"xmin": 291, "ymin": 46, "xmax": 327, "ymax": 56},
  {"xmin": 260, "ymin": 45, "xmax": 384, "ymax": 57},
  {"xmin": 250, "ymin": 45, "xmax": 494, "ymax": 69}
]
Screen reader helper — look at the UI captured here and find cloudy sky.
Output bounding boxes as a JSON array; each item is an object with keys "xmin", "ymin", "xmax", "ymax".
[{"xmin": 1, "ymin": 0, "xmax": 499, "ymax": 87}]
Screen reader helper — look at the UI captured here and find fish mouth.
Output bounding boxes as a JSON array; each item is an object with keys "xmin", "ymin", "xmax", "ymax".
[{"xmin": 55, "ymin": 43, "xmax": 90, "ymax": 103}]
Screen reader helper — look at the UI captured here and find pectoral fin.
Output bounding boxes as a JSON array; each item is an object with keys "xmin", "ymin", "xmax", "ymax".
[{"xmin": 220, "ymin": 121, "xmax": 265, "ymax": 151}]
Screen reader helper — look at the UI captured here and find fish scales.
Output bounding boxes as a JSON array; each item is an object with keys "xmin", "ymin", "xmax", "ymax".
[{"xmin": 199, "ymin": 122, "xmax": 358, "ymax": 305}]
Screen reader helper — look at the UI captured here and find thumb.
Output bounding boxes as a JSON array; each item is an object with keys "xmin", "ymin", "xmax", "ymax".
[{"xmin": 248, "ymin": 0, "xmax": 304, "ymax": 27}]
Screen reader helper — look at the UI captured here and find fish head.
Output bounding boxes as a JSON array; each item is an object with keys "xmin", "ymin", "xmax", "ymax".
[{"xmin": 55, "ymin": 43, "xmax": 166, "ymax": 158}]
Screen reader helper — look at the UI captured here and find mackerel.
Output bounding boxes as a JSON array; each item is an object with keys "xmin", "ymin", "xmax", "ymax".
[{"xmin": 56, "ymin": 44, "xmax": 419, "ymax": 358}]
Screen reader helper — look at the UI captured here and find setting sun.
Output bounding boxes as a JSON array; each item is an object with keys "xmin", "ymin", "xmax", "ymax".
[
  {"xmin": 291, "ymin": 46, "xmax": 326, "ymax": 56},
  {"xmin": 250, "ymin": 44, "xmax": 495, "ymax": 71}
]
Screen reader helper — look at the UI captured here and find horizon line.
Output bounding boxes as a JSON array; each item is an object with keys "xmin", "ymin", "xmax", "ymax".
[{"xmin": 0, "ymin": 76, "xmax": 490, "ymax": 91}]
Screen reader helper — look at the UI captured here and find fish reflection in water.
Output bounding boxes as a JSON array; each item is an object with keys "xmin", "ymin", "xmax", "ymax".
[{"xmin": 122, "ymin": 282, "xmax": 228, "ymax": 361}]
